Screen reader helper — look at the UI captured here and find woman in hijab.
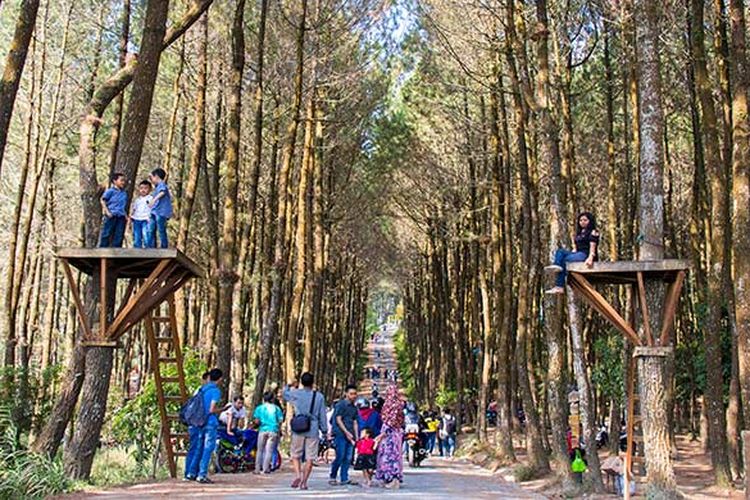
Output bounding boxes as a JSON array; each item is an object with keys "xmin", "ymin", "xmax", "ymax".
[
  {"xmin": 545, "ymin": 211, "xmax": 600, "ymax": 294},
  {"xmin": 374, "ymin": 384, "xmax": 404, "ymax": 488}
]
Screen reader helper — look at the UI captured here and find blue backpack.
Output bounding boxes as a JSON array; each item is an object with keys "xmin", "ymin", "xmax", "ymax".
[{"xmin": 180, "ymin": 386, "xmax": 207, "ymax": 427}]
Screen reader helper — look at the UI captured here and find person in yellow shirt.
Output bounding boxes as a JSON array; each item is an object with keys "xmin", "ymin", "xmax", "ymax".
[{"xmin": 423, "ymin": 411, "xmax": 440, "ymax": 455}]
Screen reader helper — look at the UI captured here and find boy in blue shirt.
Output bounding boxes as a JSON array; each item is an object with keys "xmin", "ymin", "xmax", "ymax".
[
  {"xmin": 99, "ymin": 172, "xmax": 128, "ymax": 247},
  {"xmin": 146, "ymin": 168, "xmax": 173, "ymax": 248}
]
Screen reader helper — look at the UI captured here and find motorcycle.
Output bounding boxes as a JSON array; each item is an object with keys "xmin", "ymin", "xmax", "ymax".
[
  {"xmin": 216, "ymin": 428, "xmax": 282, "ymax": 473},
  {"xmin": 404, "ymin": 423, "xmax": 429, "ymax": 467}
]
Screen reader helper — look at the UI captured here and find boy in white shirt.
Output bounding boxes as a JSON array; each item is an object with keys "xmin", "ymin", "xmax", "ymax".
[{"xmin": 130, "ymin": 180, "xmax": 153, "ymax": 248}]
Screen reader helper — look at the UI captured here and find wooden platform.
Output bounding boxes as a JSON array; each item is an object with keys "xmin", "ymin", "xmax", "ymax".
[
  {"xmin": 56, "ymin": 248, "xmax": 204, "ymax": 279},
  {"xmin": 566, "ymin": 259, "xmax": 689, "ymax": 285},
  {"xmin": 56, "ymin": 247, "xmax": 204, "ymax": 346}
]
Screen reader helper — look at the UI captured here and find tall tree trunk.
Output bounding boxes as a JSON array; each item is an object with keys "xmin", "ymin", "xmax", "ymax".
[
  {"xmin": 221, "ymin": 0, "xmax": 245, "ymax": 394},
  {"xmin": 0, "ymin": 0, "xmax": 41, "ymax": 176},
  {"xmin": 258, "ymin": 0, "xmax": 307, "ymax": 396},
  {"xmin": 690, "ymin": 0, "xmax": 733, "ymax": 485},
  {"xmin": 64, "ymin": 0, "xmax": 171, "ymax": 480},
  {"xmin": 729, "ymin": 0, "xmax": 750, "ymax": 441},
  {"xmin": 634, "ymin": 0, "xmax": 678, "ymax": 495}
]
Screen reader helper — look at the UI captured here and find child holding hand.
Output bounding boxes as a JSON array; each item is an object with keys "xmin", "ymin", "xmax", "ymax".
[{"xmin": 353, "ymin": 428, "xmax": 377, "ymax": 487}]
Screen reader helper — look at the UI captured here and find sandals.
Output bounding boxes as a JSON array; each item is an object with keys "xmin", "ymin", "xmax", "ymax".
[{"xmin": 291, "ymin": 478, "xmax": 302, "ymax": 488}]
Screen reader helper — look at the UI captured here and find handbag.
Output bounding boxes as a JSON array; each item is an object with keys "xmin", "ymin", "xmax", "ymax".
[{"xmin": 290, "ymin": 391, "xmax": 317, "ymax": 434}]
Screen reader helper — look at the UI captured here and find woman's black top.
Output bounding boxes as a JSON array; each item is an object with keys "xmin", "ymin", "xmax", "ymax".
[{"xmin": 574, "ymin": 229, "xmax": 600, "ymax": 259}]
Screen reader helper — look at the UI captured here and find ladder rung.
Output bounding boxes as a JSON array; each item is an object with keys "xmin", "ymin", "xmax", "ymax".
[
  {"xmin": 174, "ymin": 451, "xmax": 188, "ymax": 457},
  {"xmin": 167, "ymin": 413, "xmax": 181, "ymax": 420},
  {"xmin": 155, "ymin": 337, "xmax": 174, "ymax": 343},
  {"xmin": 170, "ymin": 432, "xmax": 189, "ymax": 439},
  {"xmin": 164, "ymin": 396, "xmax": 184, "ymax": 403},
  {"xmin": 159, "ymin": 357, "xmax": 177, "ymax": 363},
  {"xmin": 153, "ymin": 316, "xmax": 172, "ymax": 322},
  {"xmin": 161, "ymin": 376, "xmax": 180, "ymax": 383}
]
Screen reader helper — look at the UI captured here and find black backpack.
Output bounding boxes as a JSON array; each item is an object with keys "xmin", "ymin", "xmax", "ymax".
[
  {"xmin": 445, "ymin": 415, "xmax": 457, "ymax": 435},
  {"xmin": 290, "ymin": 391, "xmax": 317, "ymax": 434}
]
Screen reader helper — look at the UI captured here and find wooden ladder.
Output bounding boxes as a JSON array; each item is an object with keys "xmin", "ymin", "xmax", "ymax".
[
  {"xmin": 144, "ymin": 293, "xmax": 189, "ymax": 478},
  {"xmin": 624, "ymin": 355, "xmax": 645, "ymax": 498}
]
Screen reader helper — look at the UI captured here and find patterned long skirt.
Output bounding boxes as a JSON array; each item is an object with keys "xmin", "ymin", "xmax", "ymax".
[{"xmin": 374, "ymin": 425, "xmax": 403, "ymax": 484}]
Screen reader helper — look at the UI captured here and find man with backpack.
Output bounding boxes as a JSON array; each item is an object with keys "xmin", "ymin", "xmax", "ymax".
[
  {"xmin": 439, "ymin": 408, "xmax": 457, "ymax": 458},
  {"xmin": 181, "ymin": 368, "xmax": 224, "ymax": 483},
  {"xmin": 183, "ymin": 371, "xmax": 210, "ymax": 481},
  {"xmin": 283, "ymin": 372, "xmax": 328, "ymax": 490}
]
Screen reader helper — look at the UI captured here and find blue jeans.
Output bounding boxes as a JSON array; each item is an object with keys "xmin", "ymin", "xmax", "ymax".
[
  {"xmin": 198, "ymin": 423, "xmax": 217, "ymax": 479},
  {"xmin": 185, "ymin": 425, "xmax": 204, "ymax": 478},
  {"xmin": 425, "ymin": 432, "xmax": 436, "ymax": 453},
  {"xmin": 146, "ymin": 214, "xmax": 169, "ymax": 248},
  {"xmin": 330, "ymin": 435, "xmax": 354, "ymax": 482},
  {"xmin": 553, "ymin": 249, "xmax": 587, "ymax": 287},
  {"xmin": 132, "ymin": 219, "xmax": 150, "ymax": 248},
  {"xmin": 99, "ymin": 215, "xmax": 126, "ymax": 247},
  {"xmin": 440, "ymin": 434, "xmax": 456, "ymax": 457}
]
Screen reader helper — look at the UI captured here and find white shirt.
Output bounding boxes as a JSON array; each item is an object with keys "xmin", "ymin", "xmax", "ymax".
[
  {"xmin": 219, "ymin": 405, "xmax": 247, "ymax": 426},
  {"xmin": 130, "ymin": 195, "xmax": 153, "ymax": 221}
]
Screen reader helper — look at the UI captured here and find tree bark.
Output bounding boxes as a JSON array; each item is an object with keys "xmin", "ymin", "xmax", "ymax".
[
  {"xmin": 634, "ymin": 0, "xmax": 678, "ymax": 495},
  {"xmin": 220, "ymin": 0, "xmax": 245, "ymax": 394},
  {"xmin": 689, "ymin": 0, "xmax": 733, "ymax": 485},
  {"xmin": 0, "ymin": 0, "xmax": 40, "ymax": 177}
]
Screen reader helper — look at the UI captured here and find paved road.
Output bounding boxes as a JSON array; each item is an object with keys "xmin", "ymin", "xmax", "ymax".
[
  {"xmin": 69, "ymin": 323, "xmax": 537, "ymax": 499},
  {"xmin": 71, "ymin": 456, "xmax": 538, "ymax": 499}
]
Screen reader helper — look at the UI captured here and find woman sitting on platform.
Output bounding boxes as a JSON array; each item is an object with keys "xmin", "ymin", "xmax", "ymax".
[{"xmin": 545, "ymin": 212, "xmax": 600, "ymax": 294}]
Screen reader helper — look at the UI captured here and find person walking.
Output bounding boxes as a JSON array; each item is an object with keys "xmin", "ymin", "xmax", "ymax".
[
  {"xmin": 183, "ymin": 371, "xmax": 210, "ymax": 481},
  {"xmin": 329, "ymin": 384, "xmax": 359, "ymax": 486},
  {"xmin": 283, "ymin": 372, "xmax": 328, "ymax": 490},
  {"xmin": 439, "ymin": 407, "xmax": 457, "ymax": 458},
  {"xmin": 374, "ymin": 385, "xmax": 404, "ymax": 489},
  {"xmin": 197, "ymin": 368, "xmax": 224, "ymax": 484},
  {"xmin": 253, "ymin": 391, "xmax": 283, "ymax": 474}
]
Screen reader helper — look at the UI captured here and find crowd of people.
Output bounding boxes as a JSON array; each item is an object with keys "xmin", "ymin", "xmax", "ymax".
[{"xmin": 180, "ymin": 325, "xmax": 460, "ymax": 490}]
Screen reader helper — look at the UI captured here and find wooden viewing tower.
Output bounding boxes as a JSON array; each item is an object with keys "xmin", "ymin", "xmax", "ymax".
[
  {"xmin": 56, "ymin": 248, "xmax": 204, "ymax": 478},
  {"xmin": 566, "ymin": 259, "xmax": 689, "ymax": 497}
]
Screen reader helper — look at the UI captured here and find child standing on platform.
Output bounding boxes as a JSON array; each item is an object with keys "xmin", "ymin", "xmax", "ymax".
[
  {"xmin": 99, "ymin": 172, "xmax": 128, "ymax": 248},
  {"xmin": 130, "ymin": 180, "xmax": 153, "ymax": 248},
  {"xmin": 146, "ymin": 168, "xmax": 173, "ymax": 248}
]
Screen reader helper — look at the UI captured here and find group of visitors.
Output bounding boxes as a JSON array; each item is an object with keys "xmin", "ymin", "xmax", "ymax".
[
  {"xmin": 422, "ymin": 408, "xmax": 457, "ymax": 457},
  {"xmin": 282, "ymin": 374, "xmax": 406, "ymax": 490},
  {"xmin": 366, "ymin": 365, "xmax": 398, "ymax": 382},
  {"xmin": 98, "ymin": 168, "xmax": 173, "ymax": 248},
  {"xmin": 184, "ymin": 369, "xmax": 285, "ymax": 483}
]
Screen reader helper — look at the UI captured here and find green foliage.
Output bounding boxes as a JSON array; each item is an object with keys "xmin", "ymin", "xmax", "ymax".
[
  {"xmin": 435, "ymin": 386, "xmax": 458, "ymax": 409},
  {"xmin": 591, "ymin": 333, "xmax": 624, "ymax": 403},
  {"xmin": 393, "ymin": 327, "xmax": 415, "ymax": 399},
  {"xmin": 0, "ymin": 405, "xmax": 70, "ymax": 499},
  {"xmin": 111, "ymin": 350, "xmax": 206, "ymax": 466}
]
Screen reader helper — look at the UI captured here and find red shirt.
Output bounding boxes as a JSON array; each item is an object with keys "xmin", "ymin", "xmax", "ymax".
[{"xmin": 356, "ymin": 437, "xmax": 376, "ymax": 455}]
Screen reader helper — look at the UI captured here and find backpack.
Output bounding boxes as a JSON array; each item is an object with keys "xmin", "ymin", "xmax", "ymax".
[
  {"xmin": 179, "ymin": 386, "xmax": 207, "ymax": 427},
  {"xmin": 290, "ymin": 391, "xmax": 317, "ymax": 434},
  {"xmin": 571, "ymin": 449, "xmax": 587, "ymax": 473},
  {"xmin": 444, "ymin": 415, "xmax": 456, "ymax": 435}
]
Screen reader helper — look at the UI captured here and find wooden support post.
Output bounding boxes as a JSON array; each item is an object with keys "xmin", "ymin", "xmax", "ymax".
[
  {"xmin": 636, "ymin": 272, "xmax": 654, "ymax": 346},
  {"xmin": 742, "ymin": 431, "xmax": 750, "ymax": 499},
  {"xmin": 624, "ymin": 355, "xmax": 637, "ymax": 500},
  {"xmin": 100, "ymin": 258, "xmax": 108, "ymax": 339},
  {"xmin": 658, "ymin": 270, "xmax": 685, "ymax": 346},
  {"xmin": 60, "ymin": 259, "xmax": 93, "ymax": 342},
  {"xmin": 568, "ymin": 273, "xmax": 641, "ymax": 345}
]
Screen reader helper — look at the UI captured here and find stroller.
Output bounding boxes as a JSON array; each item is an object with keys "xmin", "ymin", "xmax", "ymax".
[{"xmin": 215, "ymin": 428, "xmax": 282, "ymax": 473}]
